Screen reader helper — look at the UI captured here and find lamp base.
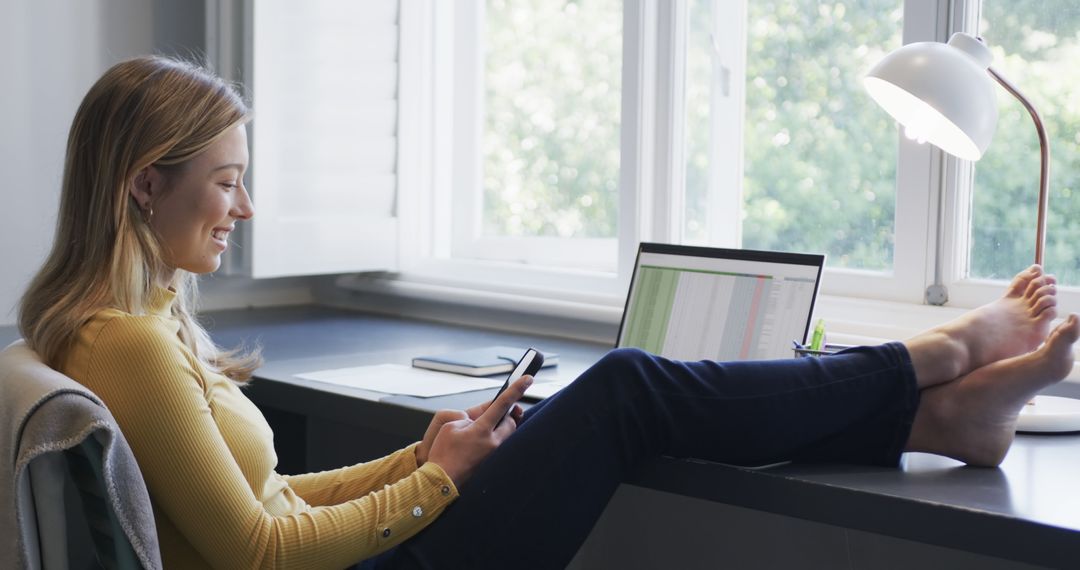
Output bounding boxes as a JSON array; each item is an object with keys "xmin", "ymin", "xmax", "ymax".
[{"xmin": 1015, "ymin": 395, "xmax": 1080, "ymax": 433}]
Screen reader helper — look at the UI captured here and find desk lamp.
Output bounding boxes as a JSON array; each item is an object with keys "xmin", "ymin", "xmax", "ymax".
[{"xmin": 864, "ymin": 32, "xmax": 1080, "ymax": 433}]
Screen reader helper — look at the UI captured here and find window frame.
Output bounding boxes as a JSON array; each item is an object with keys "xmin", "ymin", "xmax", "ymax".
[
  {"xmin": 938, "ymin": 0, "xmax": 1080, "ymax": 315},
  {"xmin": 447, "ymin": 0, "xmax": 623, "ymax": 272},
  {"xmin": 382, "ymin": 0, "xmax": 1080, "ymax": 341}
]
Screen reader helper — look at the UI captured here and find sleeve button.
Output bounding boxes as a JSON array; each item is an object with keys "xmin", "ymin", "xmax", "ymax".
[
  {"xmin": 412, "ymin": 506, "xmax": 424, "ymax": 518},
  {"xmin": 441, "ymin": 485, "xmax": 451, "ymax": 496},
  {"xmin": 382, "ymin": 528, "xmax": 392, "ymax": 538}
]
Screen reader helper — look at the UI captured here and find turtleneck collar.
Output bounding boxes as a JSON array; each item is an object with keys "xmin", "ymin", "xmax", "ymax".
[{"xmin": 148, "ymin": 287, "xmax": 177, "ymax": 317}]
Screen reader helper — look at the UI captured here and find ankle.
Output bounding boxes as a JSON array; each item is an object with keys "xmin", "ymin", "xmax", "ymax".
[{"xmin": 907, "ymin": 331, "xmax": 967, "ymax": 388}]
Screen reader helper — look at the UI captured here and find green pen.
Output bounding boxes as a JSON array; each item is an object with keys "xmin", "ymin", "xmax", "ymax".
[{"xmin": 809, "ymin": 318, "xmax": 826, "ymax": 352}]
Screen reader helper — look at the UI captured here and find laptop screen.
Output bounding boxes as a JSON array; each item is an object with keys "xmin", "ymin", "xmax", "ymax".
[{"xmin": 616, "ymin": 243, "xmax": 824, "ymax": 361}]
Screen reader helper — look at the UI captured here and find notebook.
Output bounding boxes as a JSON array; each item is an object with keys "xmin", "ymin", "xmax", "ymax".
[
  {"xmin": 412, "ymin": 346, "xmax": 559, "ymax": 377},
  {"xmin": 615, "ymin": 243, "xmax": 825, "ymax": 360}
]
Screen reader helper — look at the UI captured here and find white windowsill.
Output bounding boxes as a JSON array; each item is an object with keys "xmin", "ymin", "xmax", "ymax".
[{"xmin": 337, "ymin": 271, "xmax": 623, "ymax": 324}]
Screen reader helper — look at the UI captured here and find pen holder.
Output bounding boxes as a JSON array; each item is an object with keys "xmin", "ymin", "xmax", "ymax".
[{"xmin": 791, "ymin": 341, "xmax": 855, "ymax": 358}]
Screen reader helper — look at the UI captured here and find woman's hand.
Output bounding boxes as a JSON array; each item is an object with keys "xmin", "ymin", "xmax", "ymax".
[
  {"xmin": 415, "ymin": 382, "xmax": 527, "ymax": 467},
  {"xmin": 464, "ymin": 396, "xmax": 525, "ymax": 424},
  {"xmin": 415, "ymin": 409, "xmax": 469, "ymax": 467},
  {"xmin": 422, "ymin": 375, "xmax": 533, "ymax": 485}
]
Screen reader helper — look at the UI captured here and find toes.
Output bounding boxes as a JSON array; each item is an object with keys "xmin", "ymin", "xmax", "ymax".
[
  {"xmin": 1047, "ymin": 314, "xmax": 1080, "ymax": 347},
  {"xmin": 1023, "ymin": 274, "xmax": 1055, "ymax": 302},
  {"xmin": 1007, "ymin": 265, "xmax": 1042, "ymax": 297},
  {"xmin": 1028, "ymin": 286, "xmax": 1058, "ymax": 318},
  {"xmin": 1061, "ymin": 314, "xmax": 1080, "ymax": 342}
]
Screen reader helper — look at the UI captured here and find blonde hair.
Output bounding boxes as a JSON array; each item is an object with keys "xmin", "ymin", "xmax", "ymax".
[{"xmin": 19, "ymin": 55, "xmax": 261, "ymax": 381}]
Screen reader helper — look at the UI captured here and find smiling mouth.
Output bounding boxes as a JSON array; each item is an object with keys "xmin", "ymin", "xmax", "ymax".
[{"xmin": 212, "ymin": 229, "xmax": 230, "ymax": 241}]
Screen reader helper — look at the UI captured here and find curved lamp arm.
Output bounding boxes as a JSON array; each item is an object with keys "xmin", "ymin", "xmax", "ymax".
[{"xmin": 986, "ymin": 66, "xmax": 1051, "ymax": 265}]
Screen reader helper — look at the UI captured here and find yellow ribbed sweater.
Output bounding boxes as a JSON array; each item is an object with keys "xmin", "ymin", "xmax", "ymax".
[{"xmin": 61, "ymin": 288, "xmax": 458, "ymax": 569}]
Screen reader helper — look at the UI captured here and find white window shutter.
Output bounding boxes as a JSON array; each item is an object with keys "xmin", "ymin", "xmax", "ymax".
[{"xmin": 249, "ymin": 0, "xmax": 399, "ymax": 278}]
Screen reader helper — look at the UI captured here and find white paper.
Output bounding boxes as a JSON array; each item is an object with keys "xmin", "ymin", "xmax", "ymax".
[
  {"xmin": 524, "ymin": 379, "xmax": 572, "ymax": 400},
  {"xmin": 295, "ymin": 364, "xmax": 503, "ymax": 398}
]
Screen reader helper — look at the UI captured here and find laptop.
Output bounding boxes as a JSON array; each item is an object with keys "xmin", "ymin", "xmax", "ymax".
[
  {"xmin": 524, "ymin": 243, "xmax": 825, "ymax": 400},
  {"xmin": 615, "ymin": 242, "xmax": 825, "ymax": 361}
]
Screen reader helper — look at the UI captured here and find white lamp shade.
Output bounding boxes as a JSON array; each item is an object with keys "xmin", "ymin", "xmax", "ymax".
[{"xmin": 864, "ymin": 33, "xmax": 999, "ymax": 161}]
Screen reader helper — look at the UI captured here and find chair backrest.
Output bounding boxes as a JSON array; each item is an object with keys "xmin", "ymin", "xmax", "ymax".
[
  {"xmin": 66, "ymin": 435, "xmax": 144, "ymax": 569},
  {"xmin": 0, "ymin": 341, "xmax": 162, "ymax": 570}
]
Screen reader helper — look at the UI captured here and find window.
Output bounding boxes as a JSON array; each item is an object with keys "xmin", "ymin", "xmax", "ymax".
[
  {"xmin": 684, "ymin": 0, "xmax": 903, "ymax": 272},
  {"xmin": 969, "ymin": 0, "xmax": 1080, "ymax": 284},
  {"xmin": 451, "ymin": 0, "xmax": 623, "ymax": 271},
  {"xmin": 940, "ymin": 0, "xmax": 1080, "ymax": 312},
  {"xmin": 412, "ymin": 1, "xmax": 940, "ymax": 305},
  {"xmin": 379, "ymin": 1, "xmax": 1080, "ymax": 329}
]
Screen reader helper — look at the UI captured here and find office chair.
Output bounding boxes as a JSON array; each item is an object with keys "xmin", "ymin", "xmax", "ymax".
[{"xmin": 0, "ymin": 341, "xmax": 162, "ymax": 570}]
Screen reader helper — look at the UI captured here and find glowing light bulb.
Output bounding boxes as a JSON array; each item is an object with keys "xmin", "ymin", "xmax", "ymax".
[
  {"xmin": 902, "ymin": 111, "xmax": 940, "ymax": 146},
  {"xmin": 904, "ymin": 123, "xmax": 928, "ymax": 144}
]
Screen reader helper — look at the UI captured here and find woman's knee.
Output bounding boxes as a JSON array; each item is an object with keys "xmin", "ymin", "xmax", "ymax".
[
  {"xmin": 598, "ymin": 346, "xmax": 651, "ymax": 369},
  {"xmin": 583, "ymin": 348, "xmax": 654, "ymax": 390}
]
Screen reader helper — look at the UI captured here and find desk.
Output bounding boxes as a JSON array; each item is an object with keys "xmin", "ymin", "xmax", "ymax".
[
  {"xmin": 1, "ymin": 305, "xmax": 1068, "ymax": 567},
  {"xmin": 196, "ymin": 304, "xmax": 1080, "ymax": 569}
]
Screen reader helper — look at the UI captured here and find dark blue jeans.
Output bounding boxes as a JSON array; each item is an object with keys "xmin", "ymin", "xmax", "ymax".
[{"xmin": 360, "ymin": 343, "xmax": 919, "ymax": 569}]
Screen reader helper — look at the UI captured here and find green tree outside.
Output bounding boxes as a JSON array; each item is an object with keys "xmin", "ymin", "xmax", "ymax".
[
  {"xmin": 972, "ymin": 1, "xmax": 1080, "ymax": 283},
  {"xmin": 483, "ymin": 0, "xmax": 621, "ymax": 239},
  {"xmin": 686, "ymin": 0, "xmax": 902, "ymax": 270},
  {"xmin": 481, "ymin": 1, "xmax": 1080, "ymax": 285}
]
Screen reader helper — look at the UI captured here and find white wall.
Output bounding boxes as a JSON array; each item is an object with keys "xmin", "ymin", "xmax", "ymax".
[
  {"xmin": 0, "ymin": 0, "xmax": 313, "ymax": 328},
  {"xmin": 0, "ymin": 0, "xmax": 154, "ymax": 326}
]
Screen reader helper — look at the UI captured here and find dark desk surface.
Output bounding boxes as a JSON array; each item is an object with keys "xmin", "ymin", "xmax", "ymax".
[{"xmin": 32, "ymin": 304, "xmax": 1080, "ymax": 568}]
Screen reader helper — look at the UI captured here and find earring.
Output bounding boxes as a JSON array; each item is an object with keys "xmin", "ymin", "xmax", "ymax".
[{"xmin": 141, "ymin": 206, "xmax": 154, "ymax": 224}]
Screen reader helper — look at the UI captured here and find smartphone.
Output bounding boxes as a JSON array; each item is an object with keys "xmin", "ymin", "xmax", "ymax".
[{"xmin": 490, "ymin": 348, "xmax": 544, "ymax": 425}]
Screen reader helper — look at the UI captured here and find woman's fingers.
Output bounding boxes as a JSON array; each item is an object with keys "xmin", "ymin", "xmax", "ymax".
[
  {"xmin": 426, "ymin": 380, "xmax": 531, "ymax": 484},
  {"xmin": 468, "ymin": 390, "xmax": 528, "ymax": 422},
  {"xmin": 466, "ymin": 400, "xmax": 492, "ymax": 421},
  {"xmin": 427, "ymin": 418, "xmax": 492, "ymax": 485},
  {"xmin": 509, "ymin": 404, "xmax": 524, "ymax": 424},
  {"xmin": 476, "ymin": 375, "xmax": 533, "ymax": 430},
  {"xmin": 436, "ymin": 409, "xmax": 469, "ymax": 423},
  {"xmin": 417, "ymin": 409, "xmax": 469, "ymax": 465},
  {"xmin": 492, "ymin": 413, "xmax": 517, "ymax": 441}
]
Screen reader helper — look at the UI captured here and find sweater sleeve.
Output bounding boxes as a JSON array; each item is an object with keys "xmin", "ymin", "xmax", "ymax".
[
  {"xmin": 82, "ymin": 316, "xmax": 458, "ymax": 569},
  {"xmin": 284, "ymin": 443, "xmax": 442, "ymax": 507}
]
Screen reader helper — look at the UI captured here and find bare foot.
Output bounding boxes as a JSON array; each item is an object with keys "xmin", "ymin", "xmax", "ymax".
[
  {"xmin": 905, "ymin": 265, "xmax": 1057, "ymax": 388},
  {"xmin": 906, "ymin": 313, "xmax": 1080, "ymax": 466}
]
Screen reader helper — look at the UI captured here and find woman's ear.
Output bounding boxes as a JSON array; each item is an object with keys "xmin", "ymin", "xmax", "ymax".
[{"xmin": 130, "ymin": 166, "xmax": 161, "ymax": 210}]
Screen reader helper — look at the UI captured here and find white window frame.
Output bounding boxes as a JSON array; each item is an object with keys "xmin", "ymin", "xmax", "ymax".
[
  {"xmin": 348, "ymin": 0, "xmax": 1080, "ymax": 347},
  {"xmin": 660, "ymin": 0, "xmax": 946, "ymax": 307},
  {"xmin": 393, "ymin": 2, "xmax": 937, "ymax": 299},
  {"xmin": 692, "ymin": 0, "xmax": 744, "ymax": 250},
  {"xmin": 392, "ymin": 0, "xmax": 662, "ymax": 309},
  {"xmin": 822, "ymin": 0, "xmax": 943, "ymax": 305},
  {"xmin": 685, "ymin": 0, "xmax": 944, "ymax": 305},
  {"xmin": 446, "ymin": 1, "xmax": 620, "ymax": 272}
]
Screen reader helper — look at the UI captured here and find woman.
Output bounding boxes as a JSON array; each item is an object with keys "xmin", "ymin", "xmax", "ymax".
[{"xmin": 19, "ymin": 56, "xmax": 1079, "ymax": 569}]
